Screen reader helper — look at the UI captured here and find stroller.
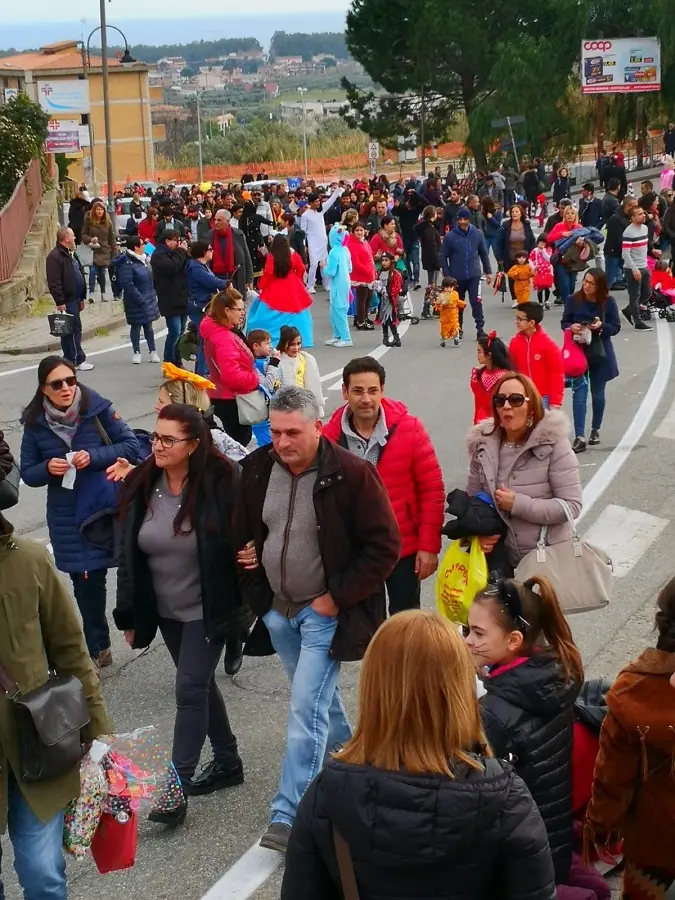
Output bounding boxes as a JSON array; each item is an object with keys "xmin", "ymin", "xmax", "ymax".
[
  {"xmin": 640, "ymin": 288, "xmax": 675, "ymax": 322},
  {"xmin": 396, "ymin": 266, "xmax": 420, "ymax": 324}
]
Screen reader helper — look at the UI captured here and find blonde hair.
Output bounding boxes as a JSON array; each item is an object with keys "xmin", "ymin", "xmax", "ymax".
[
  {"xmin": 160, "ymin": 379, "xmax": 210, "ymax": 413},
  {"xmin": 339, "ymin": 610, "xmax": 490, "ymax": 776}
]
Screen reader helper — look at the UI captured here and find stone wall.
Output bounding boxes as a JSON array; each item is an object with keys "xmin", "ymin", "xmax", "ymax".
[{"xmin": 0, "ymin": 190, "xmax": 59, "ymax": 321}]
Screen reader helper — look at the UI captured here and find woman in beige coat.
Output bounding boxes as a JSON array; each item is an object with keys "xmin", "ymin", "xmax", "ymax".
[
  {"xmin": 81, "ymin": 199, "xmax": 118, "ymax": 302},
  {"xmin": 467, "ymin": 371, "xmax": 582, "ymax": 573}
]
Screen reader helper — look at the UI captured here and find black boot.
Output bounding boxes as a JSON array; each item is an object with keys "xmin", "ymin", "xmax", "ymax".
[
  {"xmin": 224, "ymin": 638, "xmax": 244, "ymax": 676},
  {"xmin": 184, "ymin": 757, "xmax": 244, "ymax": 796},
  {"xmin": 149, "ymin": 784, "xmax": 188, "ymax": 827}
]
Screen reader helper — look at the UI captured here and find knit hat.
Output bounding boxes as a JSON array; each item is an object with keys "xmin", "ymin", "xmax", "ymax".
[{"xmin": 456, "ymin": 207, "xmax": 471, "ymax": 220}]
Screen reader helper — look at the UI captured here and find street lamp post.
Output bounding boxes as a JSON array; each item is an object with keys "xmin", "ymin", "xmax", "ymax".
[
  {"xmin": 197, "ymin": 90, "xmax": 205, "ymax": 182},
  {"xmin": 298, "ymin": 87, "xmax": 308, "ymax": 177}
]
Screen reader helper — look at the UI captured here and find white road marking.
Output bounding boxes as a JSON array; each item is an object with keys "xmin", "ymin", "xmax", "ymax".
[
  {"xmin": 583, "ymin": 504, "xmax": 669, "ymax": 577},
  {"xmin": 578, "ymin": 319, "xmax": 672, "ymax": 522},
  {"xmin": 0, "ymin": 329, "xmax": 168, "ymax": 379},
  {"xmin": 199, "ymin": 843, "xmax": 282, "ymax": 900},
  {"xmin": 655, "ymin": 391, "xmax": 675, "ymax": 439},
  {"xmin": 320, "ymin": 321, "xmax": 412, "ymax": 384}
]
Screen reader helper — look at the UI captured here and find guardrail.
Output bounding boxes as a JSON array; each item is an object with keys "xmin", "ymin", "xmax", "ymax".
[{"xmin": 0, "ymin": 159, "xmax": 43, "ymax": 283}]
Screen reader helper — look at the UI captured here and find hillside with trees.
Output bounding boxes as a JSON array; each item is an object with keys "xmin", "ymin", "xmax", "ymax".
[
  {"xmin": 269, "ymin": 31, "xmax": 348, "ymax": 61},
  {"xmin": 127, "ymin": 37, "xmax": 262, "ymax": 65}
]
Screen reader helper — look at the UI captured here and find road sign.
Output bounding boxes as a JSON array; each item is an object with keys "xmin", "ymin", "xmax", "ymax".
[
  {"xmin": 370, "ymin": 158, "xmax": 377, "ymax": 176},
  {"xmin": 367, "ymin": 141, "xmax": 380, "ymax": 160},
  {"xmin": 491, "ymin": 115, "xmax": 526, "ymax": 128}
]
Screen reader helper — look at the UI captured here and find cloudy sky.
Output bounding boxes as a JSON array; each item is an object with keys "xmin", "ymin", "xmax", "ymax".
[{"xmin": 5, "ymin": 0, "xmax": 349, "ymax": 21}]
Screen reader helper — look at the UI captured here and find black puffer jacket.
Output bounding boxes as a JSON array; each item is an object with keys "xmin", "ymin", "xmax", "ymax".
[
  {"xmin": 480, "ymin": 654, "xmax": 580, "ymax": 883},
  {"xmin": 282, "ymin": 755, "xmax": 556, "ymax": 900}
]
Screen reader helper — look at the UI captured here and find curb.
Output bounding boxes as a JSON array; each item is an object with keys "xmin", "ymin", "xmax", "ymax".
[{"xmin": 0, "ymin": 312, "xmax": 128, "ymax": 357}]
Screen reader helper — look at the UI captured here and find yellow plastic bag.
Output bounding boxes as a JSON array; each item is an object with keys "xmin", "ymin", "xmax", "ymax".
[{"xmin": 436, "ymin": 538, "xmax": 488, "ymax": 624}]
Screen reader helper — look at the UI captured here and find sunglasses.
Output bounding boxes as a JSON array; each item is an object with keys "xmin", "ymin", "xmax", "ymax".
[
  {"xmin": 150, "ymin": 432, "xmax": 195, "ymax": 450},
  {"xmin": 494, "ymin": 393, "xmax": 529, "ymax": 409},
  {"xmin": 46, "ymin": 375, "xmax": 77, "ymax": 390}
]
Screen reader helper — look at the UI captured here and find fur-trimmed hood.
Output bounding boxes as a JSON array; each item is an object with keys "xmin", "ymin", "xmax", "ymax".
[{"xmin": 467, "ymin": 408, "xmax": 571, "ymax": 456}]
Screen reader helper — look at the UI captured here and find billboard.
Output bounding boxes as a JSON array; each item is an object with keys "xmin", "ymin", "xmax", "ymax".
[
  {"xmin": 46, "ymin": 119, "xmax": 81, "ymax": 154},
  {"xmin": 38, "ymin": 79, "xmax": 90, "ymax": 114},
  {"xmin": 581, "ymin": 38, "xmax": 661, "ymax": 94}
]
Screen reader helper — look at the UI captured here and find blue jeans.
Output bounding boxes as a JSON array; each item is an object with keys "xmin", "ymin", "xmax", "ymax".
[
  {"xmin": 404, "ymin": 240, "xmax": 420, "ymax": 284},
  {"xmin": 88, "ymin": 264, "xmax": 107, "ymax": 296},
  {"xmin": 188, "ymin": 311, "xmax": 208, "ymax": 376},
  {"xmin": 605, "ymin": 256, "xmax": 623, "ymax": 289},
  {"xmin": 457, "ymin": 276, "xmax": 484, "ymax": 331},
  {"xmin": 129, "ymin": 323, "xmax": 156, "ymax": 353},
  {"xmin": 7, "ymin": 775, "xmax": 66, "ymax": 900},
  {"xmin": 570, "ymin": 371, "xmax": 608, "ymax": 437},
  {"xmin": 59, "ymin": 300, "xmax": 85, "ymax": 366},
  {"xmin": 69, "ymin": 569, "xmax": 109, "ymax": 659},
  {"xmin": 164, "ymin": 314, "xmax": 187, "ymax": 364},
  {"xmin": 263, "ymin": 605, "xmax": 352, "ymax": 826},
  {"xmin": 554, "ymin": 264, "xmax": 577, "ymax": 305}
]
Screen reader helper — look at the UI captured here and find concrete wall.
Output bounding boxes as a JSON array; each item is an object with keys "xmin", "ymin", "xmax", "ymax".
[{"xmin": 0, "ymin": 190, "xmax": 58, "ymax": 321}]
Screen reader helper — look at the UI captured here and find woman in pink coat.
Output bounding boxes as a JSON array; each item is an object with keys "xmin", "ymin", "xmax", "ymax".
[
  {"xmin": 347, "ymin": 222, "xmax": 377, "ymax": 330},
  {"xmin": 200, "ymin": 286, "xmax": 278, "ymax": 446}
]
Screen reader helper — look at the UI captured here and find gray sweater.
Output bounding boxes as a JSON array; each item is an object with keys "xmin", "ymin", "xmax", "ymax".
[{"xmin": 621, "ymin": 222, "xmax": 649, "ymax": 272}]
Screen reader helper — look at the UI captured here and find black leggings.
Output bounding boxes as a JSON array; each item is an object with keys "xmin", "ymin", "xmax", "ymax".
[
  {"xmin": 354, "ymin": 285, "xmax": 372, "ymax": 324},
  {"xmin": 212, "ymin": 398, "xmax": 252, "ymax": 447},
  {"xmin": 537, "ymin": 289, "xmax": 551, "ymax": 305}
]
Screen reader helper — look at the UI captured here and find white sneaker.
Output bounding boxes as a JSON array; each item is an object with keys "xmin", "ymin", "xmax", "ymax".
[
  {"xmin": 132, "ymin": 352, "xmax": 142, "ymax": 364},
  {"xmin": 333, "ymin": 340, "xmax": 354, "ymax": 348},
  {"xmin": 324, "ymin": 337, "xmax": 339, "ymax": 345},
  {"xmin": 308, "ymin": 287, "xmax": 317, "ymax": 295},
  {"xmin": 149, "ymin": 351, "xmax": 160, "ymax": 363},
  {"xmin": 76, "ymin": 362, "xmax": 94, "ymax": 371},
  {"xmin": 511, "ymin": 301, "xmax": 519, "ymax": 309}
]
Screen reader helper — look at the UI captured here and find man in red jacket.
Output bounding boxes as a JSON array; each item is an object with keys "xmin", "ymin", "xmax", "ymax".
[
  {"xmin": 323, "ymin": 356, "xmax": 445, "ymax": 613},
  {"xmin": 508, "ymin": 303, "xmax": 564, "ymax": 408}
]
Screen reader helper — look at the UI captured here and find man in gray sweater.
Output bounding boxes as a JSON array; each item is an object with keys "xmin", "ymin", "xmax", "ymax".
[{"xmin": 621, "ymin": 205, "xmax": 652, "ymax": 331}]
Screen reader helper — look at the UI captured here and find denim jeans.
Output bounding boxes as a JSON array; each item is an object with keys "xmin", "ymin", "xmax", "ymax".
[
  {"xmin": 570, "ymin": 371, "xmax": 608, "ymax": 437},
  {"xmin": 129, "ymin": 323, "xmax": 156, "ymax": 353},
  {"xmin": 69, "ymin": 569, "xmax": 109, "ymax": 659},
  {"xmin": 624, "ymin": 267, "xmax": 651, "ymax": 321},
  {"xmin": 457, "ymin": 276, "xmax": 484, "ymax": 331},
  {"xmin": 88, "ymin": 264, "xmax": 107, "ymax": 296},
  {"xmin": 59, "ymin": 300, "xmax": 85, "ymax": 366},
  {"xmin": 188, "ymin": 311, "xmax": 208, "ymax": 376},
  {"xmin": 404, "ymin": 240, "xmax": 420, "ymax": 284},
  {"xmin": 263, "ymin": 605, "xmax": 352, "ymax": 826},
  {"xmin": 7, "ymin": 774, "xmax": 66, "ymax": 900},
  {"xmin": 604, "ymin": 256, "xmax": 623, "ymax": 289},
  {"xmin": 554, "ymin": 264, "xmax": 577, "ymax": 305},
  {"xmin": 164, "ymin": 314, "xmax": 187, "ymax": 364}
]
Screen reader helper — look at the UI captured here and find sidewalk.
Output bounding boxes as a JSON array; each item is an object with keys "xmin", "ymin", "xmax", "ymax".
[{"xmin": 0, "ymin": 295, "xmax": 128, "ymax": 356}]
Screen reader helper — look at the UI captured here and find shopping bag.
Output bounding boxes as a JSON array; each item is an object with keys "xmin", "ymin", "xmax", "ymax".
[
  {"xmin": 436, "ymin": 538, "xmax": 488, "ymax": 625},
  {"xmin": 48, "ymin": 312, "xmax": 74, "ymax": 337},
  {"xmin": 562, "ymin": 329, "xmax": 588, "ymax": 378},
  {"xmin": 90, "ymin": 811, "xmax": 138, "ymax": 874}
]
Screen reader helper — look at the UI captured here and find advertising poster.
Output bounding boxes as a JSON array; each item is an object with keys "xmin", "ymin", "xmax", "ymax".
[{"xmin": 581, "ymin": 38, "xmax": 660, "ymax": 93}]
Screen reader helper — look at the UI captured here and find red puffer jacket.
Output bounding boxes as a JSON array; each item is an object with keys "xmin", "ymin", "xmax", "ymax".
[
  {"xmin": 508, "ymin": 326, "xmax": 565, "ymax": 407},
  {"xmin": 323, "ymin": 397, "xmax": 444, "ymax": 557},
  {"xmin": 200, "ymin": 316, "xmax": 259, "ymax": 400}
]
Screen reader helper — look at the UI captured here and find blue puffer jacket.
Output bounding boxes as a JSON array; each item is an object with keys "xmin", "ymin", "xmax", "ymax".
[
  {"xmin": 20, "ymin": 389, "xmax": 140, "ymax": 573},
  {"xmin": 112, "ymin": 251, "xmax": 159, "ymax": 326},
  {"xmin": 441, "ymin": 224, "xmax": 492, "ymax": 281},
  {"xmin": 186, "ymin": 259, "xmax": 228, "ymax": 314}
]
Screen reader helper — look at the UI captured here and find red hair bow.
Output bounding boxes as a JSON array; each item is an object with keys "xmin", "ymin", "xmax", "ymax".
[{"xmin": 487, "ymin": 330, "xmax": 497, "ymax": 345}]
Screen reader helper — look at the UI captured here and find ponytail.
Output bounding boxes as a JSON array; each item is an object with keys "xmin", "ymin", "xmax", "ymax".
[{"xmin": 524, "ymin": 576, "xmax": 584, "ymax": 684}]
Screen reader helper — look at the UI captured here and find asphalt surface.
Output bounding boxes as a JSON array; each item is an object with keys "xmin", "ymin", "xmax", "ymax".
[{"xmin": 0, "ymin": 276, "xmax": 671, "ymax": 900}]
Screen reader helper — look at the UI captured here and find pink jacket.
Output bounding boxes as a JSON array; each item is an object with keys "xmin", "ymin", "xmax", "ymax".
[
  {"xmin": 200, "ymin": 316, "xmax": 258, "ymax": 400},
  {"xmin": 346, "ymin": 233, "xmax": 377, "ymax": 284},
  {"xmin": 467, "ymin": 409, "xmax": 582, "ymax": 566}
]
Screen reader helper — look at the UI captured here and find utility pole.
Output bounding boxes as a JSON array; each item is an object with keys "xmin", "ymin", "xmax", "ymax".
[
  {"xmin": 420, "ymin": 85, "xmax": 426, "ymax": 177},
  {"xmin": 298, "ymin": 87, "xmax": 308, "ymax": 177},
  {"xmin": 596, "ymin": 96, "xmax": 605, "ymax": 155},
  {"xmin": 99, "ymin": 0, "xmax": 114, "ymax": 215},
  {"xmin": 197, "ymin": 90, "xmax": 204, "ymax": 182}
]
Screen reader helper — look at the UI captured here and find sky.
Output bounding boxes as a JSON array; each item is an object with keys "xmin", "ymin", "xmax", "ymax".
[{"xmin": 3, "ymin": 0, "xmax": 350, "ymax": 22}]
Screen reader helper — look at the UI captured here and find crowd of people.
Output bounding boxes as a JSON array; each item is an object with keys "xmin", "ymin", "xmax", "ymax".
[{"xmin": 2, "ymin": 150, "xmax": 674, "ymax": 899}]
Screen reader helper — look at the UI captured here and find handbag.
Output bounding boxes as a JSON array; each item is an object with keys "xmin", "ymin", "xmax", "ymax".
[
  {"xmin": 0, "ymin": 460, "xmax": 20, "ymax": 510},
  {"xmin": 333, "ymin": 826, "xmax": 360, "ymax": 900},
  {"xmin": 235, "ymin": 385, "xmax": 271, "ymax": 426},
  {"xmin": 515, "ymin": 499, "xmax": 612, "ymax": 614},
  {"xmin": 91, "ymin": 811, "xmax": 138, "ymax": 874},
  {"xmin": 48, "ymin": 312, "xmax": 75, "ymax": 337},
  {"xmin": 0, "ymin": 663, "xmax": 90, "ymax": 782},
  {"xmin": 562, "ymin": 329, "xmax": 588, "ymax": 378}
]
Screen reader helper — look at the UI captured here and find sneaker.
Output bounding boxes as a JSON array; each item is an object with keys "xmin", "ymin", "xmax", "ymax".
[
  {"xmin": 572, "ymin": 437, "xmax": 587, "ymax": 454},
  {"xmin": 224, "ymin": 638, "xmax": 244, "ymax": 676},
  {"xmin": 414, "ymin": 283, "xmax": 422, "ymax": 291},
  {"xmin": 554, "ymin": 297, "xmax": 564, "ymax": 306},
  {"xmin": 149, "ymin": 351, "xmax": 160, "ymax": 363},
  {"xmin": 453, "ymin": 336, "xmax": 461, "ymax": 346},
  {"xmin": 440, "ymin": 339, "xmax": 446, "ymax": 347},
  {"xmin": 101, "ymin": 295, "xmax": 109, "ymax": 302},
  {"xmin": 544, "ymin": 301, "xmax": 551, "ymax": 310},
  {"xmin": 333, "ymin": 340, "xmax": 354, "ymax": 348},
  {"xmin": 324, "ymin": 337, "xmax": 339, "ymax": 345},
  {"xmin": 308, "ymin": 287, "xmax": 316, "ymax": 295},
  {"xmin": 459, "ymin": 329, "xmax": 464, "ymax": 339},
  {"xmin": 76, "ymin": 362, "xmax": 95, "ymax": 371},
  {"xmin": 589, "ymin": 429, "xmax": 600, "ymax": 445},
  {"xmin": 260, "ymin": 822, "xmax": 292, "ymax": 854},
  {"xmin": 634, "ymin": 319, "xmax": 652, "ymax": 331},
  {"xmin": 476, "ymin": 329, "xmax": 487, "ymax": 340},
  {"xmin": 184, "ymin": 757, "xmax": 244, "ymax": 797},
  {"xmin": 88, "ymin": 295, "xmax": 95, "ymax": 305},
  {"xmin": 363, "ymin": 320, "xmax": 375, "ymax": 330},
  {"xmin": 393, "ymin": 338, "xmax": 402, "ymax": 347},
  {"xmin": 511, "ymin": 301, "xmax": 519, "ymax": 309},
  {"xmin": 96, "ymin": 648, "xmax": 113, "ymax": 668},
  {"xmin": 621, "ymin": 306, "xmax": 634, "ymax": 325},
  {"xmin": 132, "ymin": 352, "xmax": 142, "ymax": 365}
]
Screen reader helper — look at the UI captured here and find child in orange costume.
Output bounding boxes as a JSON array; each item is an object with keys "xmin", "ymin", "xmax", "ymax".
[
  {"xmin": 434, "ymin": 276, "xmax": 466, "ymax": 347},
  {"xmin": 507, "ymin": 251, "xmax": 534, "ymax": 307}
]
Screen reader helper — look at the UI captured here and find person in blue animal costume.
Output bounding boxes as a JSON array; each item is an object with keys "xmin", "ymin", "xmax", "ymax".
[{"xmin": 321, "ymin": 223, "xmax": 353, "ymax": 347}]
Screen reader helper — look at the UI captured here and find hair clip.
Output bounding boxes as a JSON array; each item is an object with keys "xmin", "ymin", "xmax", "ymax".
[{"xmin": 492, "ymin": 578, "xmax": 531, "ymax": 633}]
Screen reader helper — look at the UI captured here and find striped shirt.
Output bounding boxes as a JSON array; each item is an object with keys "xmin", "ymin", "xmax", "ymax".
[{"xmin": 622, "ymin": 223, "xmax": 649, "ymax": 271}]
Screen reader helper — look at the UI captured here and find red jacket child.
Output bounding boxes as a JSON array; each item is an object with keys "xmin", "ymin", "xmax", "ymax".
[{"xmin": 509, "ymin": 319, "xmax": 565, "ymax": 407}]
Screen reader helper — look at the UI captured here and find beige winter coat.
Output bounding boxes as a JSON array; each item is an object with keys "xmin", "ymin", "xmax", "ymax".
[
  {"xmin": 81, "ymin": 204, "xmax": 118, "ymax": 267},
  {"xmin": 466, "ymin": 409, "xmax": 583, "ymax": 566}
]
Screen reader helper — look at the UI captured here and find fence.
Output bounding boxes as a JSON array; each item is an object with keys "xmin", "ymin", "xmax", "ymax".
[{"xmin": 0, "ymin": 159, "xmax": 43, "ymax": 283}]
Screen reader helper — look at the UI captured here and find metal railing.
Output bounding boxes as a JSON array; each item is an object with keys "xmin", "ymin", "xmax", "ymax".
[{"xmin": 0, "ymin": 159, "xmax": 43, "ymax": 283}]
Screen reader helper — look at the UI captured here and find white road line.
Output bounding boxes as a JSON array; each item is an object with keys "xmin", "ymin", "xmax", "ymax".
[
  {"xmin": 655, "ymin": 392, "xmax": 675, "ymax": 439},
  {"xmin": 0, "ymin": 329, "xmax": 168, "ymax": 379},
  {"xmin": 200, "ymin": 844, "xmax": 282, "ymax": 900},
  {"xmin": 578, "ymin": 318, "xmax": 672, "ymax": 522},
  {"xmin": 583, "ymin": 504, "xmax": 669, "ymax": 577},
  {"xmin": 320, "ymin": 321, "xmax": 412, "ymax": 384}
]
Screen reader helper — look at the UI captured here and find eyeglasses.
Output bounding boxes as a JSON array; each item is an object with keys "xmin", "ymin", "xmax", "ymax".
[
  {"xmin": 46, "ymin": 375, "xmax": 77, "ymax": 390},
  {"xmin": 515, "ymin": 316, "xmax": 530, "ymax": 323},
  {"xmin": 494, "ymin": 393, "xmax": 529, "ymax": 409},
  {"xmin": 150, "ymin": 432, "xmax": 195, "ymax": 450}
]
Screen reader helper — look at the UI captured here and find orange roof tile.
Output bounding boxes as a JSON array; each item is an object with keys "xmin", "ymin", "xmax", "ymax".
[{"xmin": 0, "ymin": 48, "xmax": 126, "ymax": 72}]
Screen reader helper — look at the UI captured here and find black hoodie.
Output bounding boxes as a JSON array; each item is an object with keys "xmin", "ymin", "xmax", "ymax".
[
  {"xmin": 480, "ymin": 653, "xmax": 581, "ymax": 884},
  {"xmin": 282, "ymin": 754, "xmax": 556, "ymax": 899}
]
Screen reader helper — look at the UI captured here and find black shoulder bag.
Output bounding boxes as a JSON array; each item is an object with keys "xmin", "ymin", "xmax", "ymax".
[{"xmin": 0, "ymin": 662, "xmax": 90, "ymax": 782}]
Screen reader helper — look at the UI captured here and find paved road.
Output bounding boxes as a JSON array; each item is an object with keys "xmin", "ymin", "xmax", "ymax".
[{"xmin": 0, "ymin": 281, "xmax": 670, "ymax": 900}]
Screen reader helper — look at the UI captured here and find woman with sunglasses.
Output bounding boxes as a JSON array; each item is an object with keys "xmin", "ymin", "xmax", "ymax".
[
  {"xmin": 114, "ymin": 403, "xmax": 253, "ymax": 825},
  {"xmin": 466, "ymin": 372, "xmax": 582, "ymax": 575},
  {"xmin": 20, "ymin": 356, "xmax": 140, "ymax": 669},
  {"xmin": 465, "ymin": 576, "xmax": 587, "ymax": 892}
]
